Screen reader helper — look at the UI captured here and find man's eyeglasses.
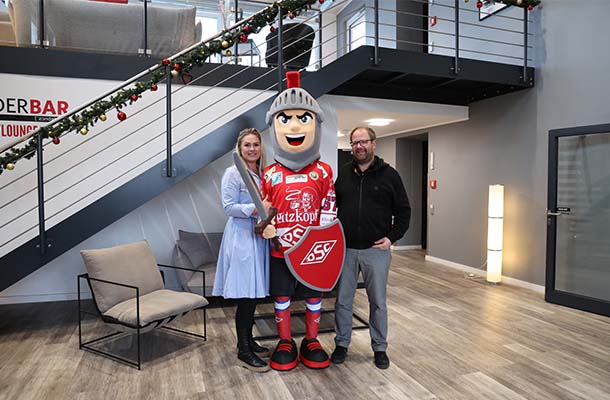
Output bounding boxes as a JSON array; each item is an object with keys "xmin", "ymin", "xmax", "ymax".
[{"xmin": 350, "ymin": 139, "xmax": 372, "ymax": 147}]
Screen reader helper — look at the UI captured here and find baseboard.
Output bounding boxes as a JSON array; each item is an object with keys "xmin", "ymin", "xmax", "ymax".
[
  {"xmin": 0, "ymin": 292, "xmax": 86, "ymax": 305},
  {"xmin": 424, "ymin": 255, "xmax": 545, "ymax": 294},
  {"xmin": 392, "ymin": 245, "xmax": 422, "ymax": 250}
]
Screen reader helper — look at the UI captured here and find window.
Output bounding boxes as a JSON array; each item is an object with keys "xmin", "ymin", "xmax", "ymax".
[{"xmin": 347, "ymin": 9, "xmax": 366, "ymax": 52}]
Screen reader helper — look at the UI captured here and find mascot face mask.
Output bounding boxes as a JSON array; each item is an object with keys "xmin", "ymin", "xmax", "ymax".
[
  {"xmin": 266, "ymin": 72, "xmax": 324, "ymax": 171},
  {"xmin": 274, "ymin": 108, "xmax": 317, "ymax": 154}
]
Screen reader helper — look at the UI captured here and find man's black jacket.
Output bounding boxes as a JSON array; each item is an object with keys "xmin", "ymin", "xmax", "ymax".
[{"xmin": 335, "ymin": 156, "xmax": 411, "ymax": 249}]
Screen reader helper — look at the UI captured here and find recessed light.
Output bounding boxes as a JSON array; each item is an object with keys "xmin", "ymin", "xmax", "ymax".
[
  {"xmin": 337, "ymin": 131, "xmax": 345, "ymax": 137},
  {"xmin": 365, "ymin": 118, "xmax": 394, "ymax": 127}
]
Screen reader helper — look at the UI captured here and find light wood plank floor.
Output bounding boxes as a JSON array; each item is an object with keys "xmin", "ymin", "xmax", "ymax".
[{"xmin": 1, "ymin": 250, "xmax": 610, "ymax": 400}]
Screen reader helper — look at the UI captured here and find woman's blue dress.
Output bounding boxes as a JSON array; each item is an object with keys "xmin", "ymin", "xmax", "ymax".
[{"xmin": 212, "ymin": 166, "xmax": 269, "ymax": 299}]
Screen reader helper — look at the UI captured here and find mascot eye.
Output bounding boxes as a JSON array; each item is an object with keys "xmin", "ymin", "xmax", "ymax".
[
  {"xmin": 299, "ymin": 114, "xmax": 312, "ymax": 124},
  {"xmin": 278, "ymin": 115, "xmax": 290, "ymax": 125}
]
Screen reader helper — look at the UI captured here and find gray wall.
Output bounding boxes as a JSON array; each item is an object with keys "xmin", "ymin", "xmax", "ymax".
[
  {"xmin": 426, "ymin": 0, "xmax": 610, "ymax": 285},
  {"xmin": 396, "ymin": 137, "xmax": 423, "ymax": 247}
]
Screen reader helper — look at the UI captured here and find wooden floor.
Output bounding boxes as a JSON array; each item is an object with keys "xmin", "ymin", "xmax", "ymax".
[{"xmin": 1, "ymin": 250, "xmax": 610, "ymax": 400}]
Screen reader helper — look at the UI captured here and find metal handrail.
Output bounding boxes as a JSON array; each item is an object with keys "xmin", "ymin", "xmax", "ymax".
[{"xmin": 0, "ymin": 1, "xmax": 284, "ymax": 156}]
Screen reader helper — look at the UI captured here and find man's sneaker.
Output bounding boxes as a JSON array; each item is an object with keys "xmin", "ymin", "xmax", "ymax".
[
  {"xmin": 331, "ymin": 346, "xmax": 348, "ymax": 364},
  {"xmin": 299, "ymin": 338, "xmax": 330, "ymax": 369},
  {"xmin": 269, "ymin": 339, "xmax": 298, "ymax": 371},
  {"xmin": 374, "ymin": 351, "xmax": 390, "ymax": 369}
]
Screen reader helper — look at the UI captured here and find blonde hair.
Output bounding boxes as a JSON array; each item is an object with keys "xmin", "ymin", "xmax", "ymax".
[{"xmin": 236, "ymin": 128, "xmax": 266, "ymax": 176}]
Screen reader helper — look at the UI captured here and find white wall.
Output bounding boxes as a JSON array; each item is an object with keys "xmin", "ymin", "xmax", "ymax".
[{"xmin": 0, "ymin": 95, "xmax": 338, "ymax": 304}]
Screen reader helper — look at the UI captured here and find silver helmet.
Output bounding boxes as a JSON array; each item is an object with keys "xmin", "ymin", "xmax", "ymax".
[{"xmin": 266, "ymin": 73, "xmax": 325, "ymax": 171}]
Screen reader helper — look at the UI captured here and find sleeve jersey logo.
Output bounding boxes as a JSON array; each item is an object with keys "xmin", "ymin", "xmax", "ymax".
[
  {"xmin": 264, "ymin": 166, "xmax": 276, "ymax": 182},
  {"xmin": 271, "ymin": 171, "xmax": 283, "ymax": 186}
]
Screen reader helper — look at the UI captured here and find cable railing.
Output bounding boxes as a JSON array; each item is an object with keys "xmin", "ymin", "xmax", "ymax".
[{"xmin": 0, "ymin": 0, "xmax": 539, "ymax": 257}]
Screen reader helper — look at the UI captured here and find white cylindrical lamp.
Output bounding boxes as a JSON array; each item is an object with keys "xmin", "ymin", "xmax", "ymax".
[{"xmin": 487, "ymin": 184, "xmax": 504, "ymax": 283}]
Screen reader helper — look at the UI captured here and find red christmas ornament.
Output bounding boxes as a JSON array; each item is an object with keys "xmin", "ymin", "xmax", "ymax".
[
  {"xmin": 243, "ymin": 25, "xmax": 250, "ymax": 33},
  {"xmin": 151, "ymin": 84, "xmax": 158, "ymax": 91},
  {"xmin": 319, "ymin": 0, "xmax": 324, "ymax": 4},
  {"xmin": 240, "ymin": 34, "xmax": 247, "ymax": 43},
  {"xmin": 117, "ymin": 111, "xmax": 127, "ymax": 121},
  {"xmin": 476, "ymin": 1, "xmax": 483, "ymax": 8},
  {"xmin": 288, "ymin": 12, "xmax": 295, "ymax": 19},
  {"xmin": 270, "ymin": 26, "xmax": 276, "ymax": 33},
  {"xmin": 173, "ymin": 63, "xmax": 181, "ymax": 71},
  {"xmin": 131, "ymin": 94, "xmax": 138, "ymax": 102},
  {"xmin": 162, "ymin": 58, "xmax": 170, "ymax": 66},
  {"xmin": 52, "ymin": 137, "xmax": 60, "ymax": 145},
  {"xmin": 527, "ymin": 4, "xmax": 534, "ymax": 10}
]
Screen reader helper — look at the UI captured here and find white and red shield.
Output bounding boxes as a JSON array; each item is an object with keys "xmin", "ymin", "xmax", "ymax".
[{"xmin": 284, "ymin": 219, "xmax": 346, "ymax": 292}]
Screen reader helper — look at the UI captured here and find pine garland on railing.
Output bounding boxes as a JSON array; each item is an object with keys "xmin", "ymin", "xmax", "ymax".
[
  {"xmin": 0, "ymin": 0, "xmax": 320, "ymax": 175},
  {"xmin": 475, "ymin": 0, "xmax": 541, "ymax": 11}
]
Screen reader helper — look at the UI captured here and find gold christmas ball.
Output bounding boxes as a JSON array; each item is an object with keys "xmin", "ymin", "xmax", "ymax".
[
  {"xmin": 221, "ymin": 40, "xmax": 229, "ymax": 49},
  {"xmin": 80, "ymin": 127, "xmax": 88, "ymax": 135},
  {"xmin": 99, "ymin": 114, "xmax": 107, "ymax": 122},
  {"xmin": 517, "ymin": 0, "xmax": 523, "ymax": 4},
  {"xmin": 225, "ymin": 49, "xmax": 233, "ymax": 56},
  {"xmin": 6, "ymin": 163, "xmax": 15, "ymax": 170},
  {"xmin": 171, "ymin": 69, "xmax": 179, "ymax": 77}
]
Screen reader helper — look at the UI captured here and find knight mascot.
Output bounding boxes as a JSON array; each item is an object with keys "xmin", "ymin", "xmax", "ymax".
[{"xmin": 259, "ymin": 71, "xmax": 345, "ymax": 371}]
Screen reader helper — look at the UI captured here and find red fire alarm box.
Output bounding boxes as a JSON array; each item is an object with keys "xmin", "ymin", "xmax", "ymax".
[
  {"xmin": 430, "ymin": 180, "xmax": 437, "ymax": 189},
  {"xmin": 430, "ymin": 16, "xmax": 437, "ymax": 27}
]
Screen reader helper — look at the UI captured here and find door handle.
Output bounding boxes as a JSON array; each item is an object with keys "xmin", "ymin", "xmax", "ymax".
[{"xmin": 547, "ymin": 210, "xmax": 562, "ymax": 217}]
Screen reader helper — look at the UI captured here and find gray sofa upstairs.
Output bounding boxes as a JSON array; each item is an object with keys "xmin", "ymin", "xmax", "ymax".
[{"xmin": 8, "ymin": 0, "xmax": 202, "ymax": 56}]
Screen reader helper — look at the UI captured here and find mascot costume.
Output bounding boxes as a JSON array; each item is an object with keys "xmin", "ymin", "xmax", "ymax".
[{"xmin": 260, "ymin": 71, "xmax": 345, "ymax": 371}]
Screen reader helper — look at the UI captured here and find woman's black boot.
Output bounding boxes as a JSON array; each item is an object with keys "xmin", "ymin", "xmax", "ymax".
[
  {"xmin": 249, "ymin": 323, "xmax": 270, "ymax": 357},
  {"xmin": 237, "ymin": 329, "xmax": 269, "ymax": 372}
]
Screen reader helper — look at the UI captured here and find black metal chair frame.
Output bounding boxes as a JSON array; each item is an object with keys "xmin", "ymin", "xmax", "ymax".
[
  {"xmin": 77, "ymin": 264, "xmax": 207, "ymax": 370},
  {"xmin": 252, "ymin": 282, "xmax": 370, "ymax": 341}
]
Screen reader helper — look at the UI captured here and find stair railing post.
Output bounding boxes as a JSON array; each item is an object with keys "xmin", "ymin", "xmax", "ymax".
[
  {"xmin": 277, "ymin": 6, "xmax": 284, "ymax": 92},
  {"xmin": 165, "ymin": 65, "xmax": 173, "ymax": 177},
  {"xmin": 143, "ymin": 0, "xmax": 148, "ymax": 57},
  {"xmin": 453, "ymin": 0, "xmax": 459, "ymax": 74},
  {"xmin": 38, "ymin": 0, "xmax": 46, "ymax": 48},
  {"xmin": 374, "ymin": 0, "xmax": 379, "ymax": 65},
  {"xmin": 318, "ymin": 10, "xmax": 323, "ymax": 69},
  {"xmin": 523, "ymin": 7, "xmax": 528, "ymax": 82},
  {"xmin": 36, "ymin": 133, "xmax": 46, "ymax": 256},
  {"xmin": 234, "ymin": 0, "xmax": 239, "ymax": 65}
]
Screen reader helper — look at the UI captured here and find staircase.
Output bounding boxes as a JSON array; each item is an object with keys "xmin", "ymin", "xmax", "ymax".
[{"xmin": 0, "ymin": 0, "xmax": 538, "ymax": 295}]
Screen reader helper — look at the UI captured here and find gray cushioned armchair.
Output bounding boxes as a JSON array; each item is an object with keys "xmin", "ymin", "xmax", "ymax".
[{"xmin": 78, "ymin": 240, "xmax": 208, "ymax": 370}]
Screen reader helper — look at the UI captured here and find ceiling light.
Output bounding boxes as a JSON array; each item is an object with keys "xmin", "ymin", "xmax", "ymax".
[
  {"xmin": 365, "ymin": 118, "xmax": 394, "ymax": 127},
  {"xmin": 337, "ymin": 131, "xmax": 345, "ymax": 137}
]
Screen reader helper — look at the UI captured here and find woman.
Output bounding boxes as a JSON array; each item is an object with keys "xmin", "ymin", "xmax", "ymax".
[{"xmin": 212, "ymin": 128, "xmax": 270, "ymax": 372}]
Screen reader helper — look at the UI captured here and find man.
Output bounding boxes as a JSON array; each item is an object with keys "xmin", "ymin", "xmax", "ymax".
[
  {"xmin": 261, "ymin": 71, "xmax": 338, "ymax": 371},
  {"xmin": 331, "ymin": 126, "xmax": 411, "ymax": 369}
]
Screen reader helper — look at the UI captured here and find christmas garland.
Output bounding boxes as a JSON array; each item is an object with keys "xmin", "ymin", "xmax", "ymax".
[
  {"xmin": 0, "ymin": 0, "xmax": 320, "ymax": 175},
  {"xmin": 476, "ymin": 0, "xmax": 541, "ymax": 10}
]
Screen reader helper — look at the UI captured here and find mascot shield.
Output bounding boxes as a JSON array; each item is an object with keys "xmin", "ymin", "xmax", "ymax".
[{"xmin": 284, "ymin": 220, "xmax": 345, "ymax": 292}]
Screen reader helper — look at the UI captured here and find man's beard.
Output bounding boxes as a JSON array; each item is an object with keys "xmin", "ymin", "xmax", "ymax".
[{"xmin": 354, "ymin": 149, "xmax": 373, "ymax": 165}]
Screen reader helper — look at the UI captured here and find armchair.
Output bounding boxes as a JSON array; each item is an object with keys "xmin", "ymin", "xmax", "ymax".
[{"xmin": 78, "ymin": 240, "xmax": 208, "ymax": 370}]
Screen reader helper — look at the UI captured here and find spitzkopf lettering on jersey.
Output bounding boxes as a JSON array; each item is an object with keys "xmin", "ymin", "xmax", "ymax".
[{"xmin": 262, "ymin": 161, "xmax": 337, "ymax": 258}]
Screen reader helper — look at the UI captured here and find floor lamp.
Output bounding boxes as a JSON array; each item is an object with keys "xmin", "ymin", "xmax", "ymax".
[{"xmin": 487, "ymin": 184, "xmax": 504, "ymax": 283}]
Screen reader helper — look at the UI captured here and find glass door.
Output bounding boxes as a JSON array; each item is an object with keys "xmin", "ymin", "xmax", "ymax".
[{"xmin": 546, "ymin": 124, "xmax": 610, "ymax": 317}]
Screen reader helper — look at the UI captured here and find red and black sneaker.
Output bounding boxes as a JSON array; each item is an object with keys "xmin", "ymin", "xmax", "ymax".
[
  {"xmin": 299, "ymin": 338, "xmax": 330, "ymax": 369},
  {"xmin": 269, "ymin": 339, "xmax": 298, "ymax": 371}
]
